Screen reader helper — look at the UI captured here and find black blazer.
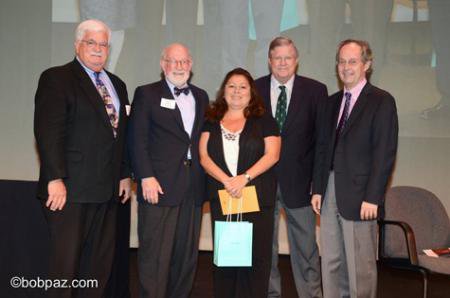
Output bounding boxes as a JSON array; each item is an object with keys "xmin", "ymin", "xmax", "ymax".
[
  {"xmin": 128, "ymin": 79, "xmax": 209, "ymax": 206},
  {"xmin": 255, "ymin": 74, "xmax": 328, "ymax": 208},
  {"xmin": 313, "ymin": 82, "xmax": 398, "ymax": 220},
  {"xmin": 34, "ymin": 59, "xmax": 131, "ymax": 203},
  {"xmin": 203, "ymin": 115, "xmax": 279, "ymax": 207}
]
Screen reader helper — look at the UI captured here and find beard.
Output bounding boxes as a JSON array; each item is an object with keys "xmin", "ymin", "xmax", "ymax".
[{"xmin": 166, "ymin": 71, "xmax": 189, "ymax": 87}]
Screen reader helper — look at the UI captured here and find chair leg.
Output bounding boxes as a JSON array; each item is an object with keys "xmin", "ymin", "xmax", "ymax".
[{"xmin": 419, "ymin": 268, "xmax": 428, "ymax": 298}]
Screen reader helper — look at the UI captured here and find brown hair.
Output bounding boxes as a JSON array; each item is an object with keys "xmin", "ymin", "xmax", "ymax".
[{"xmin": 206, "ymin": 68, "xmax": 265, "ymax": 122}]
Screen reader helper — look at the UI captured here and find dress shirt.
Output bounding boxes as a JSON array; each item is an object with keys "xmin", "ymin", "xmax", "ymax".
[
  {"xmin": 270, "ymin": 74, "xmax": 295, "ymax": 118},
  {"xmin": 337, "ymin": 78, "xmax": 367, "ymax": 126},
  {"xmin": 76, "ymin": 56, "xmax": 120, "ymax": 113},
  {"xmin": 166, "ymin": 79, "xmax": 196, "ymax": 159}
]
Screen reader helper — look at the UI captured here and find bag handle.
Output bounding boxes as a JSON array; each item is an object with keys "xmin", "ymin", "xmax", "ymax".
[{"xmin": 225, "ymin": 193, "xmax": 244, "ymax": 222}]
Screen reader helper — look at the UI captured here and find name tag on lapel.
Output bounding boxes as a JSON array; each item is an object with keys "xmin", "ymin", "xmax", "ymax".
[{"xmin": 160, "ymin": 98, "xmax": 176, "ymax": 110}]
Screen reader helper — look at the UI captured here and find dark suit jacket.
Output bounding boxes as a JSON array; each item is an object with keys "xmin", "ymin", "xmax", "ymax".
[
  {"xmin": 128, "ymin": 79, "xmax": 209, "ymax": 206},
  {"xmin": 34, "ymin": 59, "xmax": 131, "ymax": 203},
  {"xmin": 313, "ymin": 82, "xmax": 398, "ymax": 220},
  {"xmin": 203, "ymin": 115, "xmax": 279, "ymax": 207},
  {"xmin": 255, "ymin": 74, "xmax": 328, "ymax": 208}
]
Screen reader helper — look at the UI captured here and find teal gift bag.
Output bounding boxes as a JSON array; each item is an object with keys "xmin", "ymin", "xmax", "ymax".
[{"xmin": 213, "ymin": 197, "xmax": 253, "ymax": 267}]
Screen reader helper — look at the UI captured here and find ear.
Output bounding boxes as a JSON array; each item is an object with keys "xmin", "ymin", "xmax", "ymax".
[
  {"xmin": 268, "ymin": 57, "xmax": 274, "ymax": 72},
  {"xmin": 363, "ymin": 60, "xmax": 372, "ymax": 72}
]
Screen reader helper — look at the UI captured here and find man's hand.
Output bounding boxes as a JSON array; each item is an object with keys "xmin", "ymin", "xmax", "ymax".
[
  {"xmin": 311, "ymin": 194, "xmax": 322, "ymax": 215},
  {"xmin": 46, "ymin": 179, "xmax": 67, "ymax": 211},
  {"xmin": 360, "ymin": 201, "xmax": 378, "ymax": 220},
  {"xmin": 119, "ymin": 178, "xmax": 132, "ymax": 203},
  {"xmin": 142, "ymin": 177, "xmax": 164, "ymax": 204}
]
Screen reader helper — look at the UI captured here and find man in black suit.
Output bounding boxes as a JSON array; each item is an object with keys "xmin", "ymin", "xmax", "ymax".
[
  {"xmin": 128, "ymin": 43, "xmax": 209, "ymax": 298},
  {"xmin": 34, "ymin": 19, "xmax": 131, "ymax": 298},
  {"xmin": 312, "ymin": 39, "xmax": 398, "ymax": 298},
  {"xmin": 255, "ymin": 36, "xmax": 327, "ymax": 298}
]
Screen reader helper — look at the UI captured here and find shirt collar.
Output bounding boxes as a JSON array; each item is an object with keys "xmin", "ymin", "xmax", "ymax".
[
  {"xmin": 270, "ymin": 74, "xmax": 295, "ymax": 92},
  {"xmin": 344, "ymin": 78, "xmax": 367, "ymax": 100},
  {"xmin": 76, "ymin": 56, "xmax": 106, "ymax": 78},
  {"xmin": 165, "ymin": 78, "xmax": 189, "ymax": 97}
]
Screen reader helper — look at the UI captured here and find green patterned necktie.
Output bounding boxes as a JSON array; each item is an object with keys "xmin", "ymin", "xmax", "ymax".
[{"xmin": 275, "ymin": 85, "xmax": 287, "ymax": 132}]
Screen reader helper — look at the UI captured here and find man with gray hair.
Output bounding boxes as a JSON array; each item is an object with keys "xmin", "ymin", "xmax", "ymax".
[
  {"xmin": 34, "ymin": 19, "xmax": 131, "ymax": 298},
  {"xmin": 255, "ymin": 36, "xmax": 327, "ymax": 298},
  {"xmin": 312, "ymin": 39, "xmax": 398, "ymax": 298},
  {"xmin": 128, "ymin": 43, "xmax": 209, "ymax": 298}
]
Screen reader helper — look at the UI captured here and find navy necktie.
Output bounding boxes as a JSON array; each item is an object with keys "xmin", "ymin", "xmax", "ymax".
[
  {"xmin": 331, "ymin": 92, "xmax": 352, "ymax": 169},
  {"xmin": 336, "ymin": 92, "xmax": 352, "ymax": 136}
]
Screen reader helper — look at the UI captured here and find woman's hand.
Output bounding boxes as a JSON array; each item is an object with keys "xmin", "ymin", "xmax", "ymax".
[{"xmin": 225, "ymin": 174, "xmax": 248, "ymax": 198}]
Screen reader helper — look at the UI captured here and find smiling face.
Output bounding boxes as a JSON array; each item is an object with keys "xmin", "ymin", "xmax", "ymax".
[
  {"xmin": 224, "ymin": 74, "xmax": 251, "ymax": 111},
  {"xmin": 160, "ymin": 44, "xmax": 192, "ymax": 87},
  {"xmin": 269, "ymin": 44, "xmax": 298, "ymax": 84},
  {"xmin": 337, "ymin": 42, "xmax": 371, "ymax": 89},
  {"xmin": 75, "ymin": 30, "xmax": 109, "ymax": 72}
]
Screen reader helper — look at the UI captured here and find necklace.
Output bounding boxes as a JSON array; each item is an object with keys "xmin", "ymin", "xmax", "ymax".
[{"xmin": 221, "ymin": 125, "xmax": 241, "ymax": 141}]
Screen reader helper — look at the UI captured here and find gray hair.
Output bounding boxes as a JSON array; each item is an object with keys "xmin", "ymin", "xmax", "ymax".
[
  {"xmin": 160, "ymin": 43, "xmax": 192, "ymax": 61},
  {"xmin": 268, "ymin": 36, "xmax": 299, "ymax": 59},
  {"xmin": 75, "ymin": 19, "xmax": 111, "ymax": 44}
]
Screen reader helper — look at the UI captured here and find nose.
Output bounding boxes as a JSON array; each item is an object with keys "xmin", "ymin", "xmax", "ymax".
[{"xmin": 175, "ymin": 60, "xmax": 184, "ymax": 70}]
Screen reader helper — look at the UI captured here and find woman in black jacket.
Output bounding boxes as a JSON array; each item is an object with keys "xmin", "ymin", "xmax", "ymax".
[{"xmin": 199, "ymin": 68, "xmax": 281, "ymax": 297}]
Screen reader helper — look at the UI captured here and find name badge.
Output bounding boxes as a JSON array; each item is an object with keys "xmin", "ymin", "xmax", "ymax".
[{"xmin": 160, "ymin": 98, "xmax": 176, "ymax": 110}]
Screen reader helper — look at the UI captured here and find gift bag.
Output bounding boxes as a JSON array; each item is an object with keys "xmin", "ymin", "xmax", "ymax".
[{"xmin": 213, "ymin": 197, "xmax": 253, "ymax": 267}]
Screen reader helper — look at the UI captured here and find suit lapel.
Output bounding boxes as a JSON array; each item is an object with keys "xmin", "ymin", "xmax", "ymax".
[
  {"xmin": 330, "ymin": 91, "xmax": 344, "ymax": 147},
  {"xmin": 71, "ymin": 59, "xmax": 112, "ymax": 134},
  {"xmin": 160, "ymin": 80, "xmax": 190, "ymax": 141},
  {"xmin": 107, "ymin": 71, "xmax": 128, "ymax": 135},
  {"xmin": 341, "ymin": 83, "xmax": 371, "ymax": 136},
  {"xmin": 190, "ymin": 85, "xmax": 204, "ymax": 138},
  {"xmin": 282, "ymin": 76, "xmax": 301, "ymax": 134}
]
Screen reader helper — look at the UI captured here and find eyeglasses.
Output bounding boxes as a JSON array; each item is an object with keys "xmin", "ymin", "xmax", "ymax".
[
  {"xmin": 81, "ymin": 39, "xmax": 109, "ymax": 49},
  {"xmin": 337, "ymin": 59, "xmax": 362, "ymax": 66},
  {"xmin": 163, "ymin": 59, "xmax": 191, "ymax": 67}
]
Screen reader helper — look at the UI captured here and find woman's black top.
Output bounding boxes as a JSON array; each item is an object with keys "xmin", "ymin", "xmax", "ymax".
[{"xmin": 202, "ymin": 114, "xmax": 279, "ymax": 207}]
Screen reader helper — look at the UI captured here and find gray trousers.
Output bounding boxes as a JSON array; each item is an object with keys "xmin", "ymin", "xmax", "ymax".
[
  {"xmin": 137, "ymin": 192, "xmax": 202, "ymax": 298},
  {"xmin": 268, "ymin": 191, "xmax": 323, "ymax": 298},
  {"xmin": 321, "ymin": 172, "xmax": 377, "ymax": 298}
]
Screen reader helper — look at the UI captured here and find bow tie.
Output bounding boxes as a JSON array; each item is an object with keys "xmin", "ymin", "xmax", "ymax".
[{"xmin": 174, "ymin": 86, "xmax": 190, "ymax": 96}]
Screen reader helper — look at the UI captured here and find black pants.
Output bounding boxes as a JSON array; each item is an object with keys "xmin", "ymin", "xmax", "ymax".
[
  {"xmin": 41, "ymin": 199, "xmax": 117, "ymax": 298},
  {"xmin": 106, "ymin": 200, "xmax": 131, "ymax": 298},
  {"xmin": 211, "ymin": 200, "xmax": 275, "ymax": 298},
  {"xmin": 137, "ymin": 176, "xmax": 202, "ymax": 298}
]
